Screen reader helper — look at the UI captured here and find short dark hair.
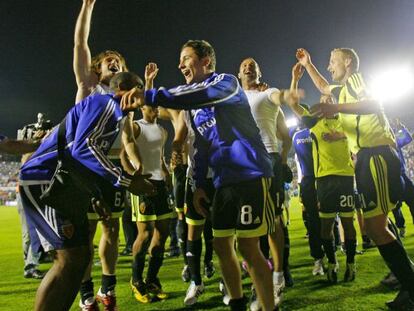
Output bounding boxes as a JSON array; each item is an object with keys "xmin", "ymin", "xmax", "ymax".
[
  {"xmin": 109, "ymin": 72, "xmax": 143, "ymax": 92},
  {"xmin": 181, "ymin": 40, "xmax": 216, "ymax": 71}
]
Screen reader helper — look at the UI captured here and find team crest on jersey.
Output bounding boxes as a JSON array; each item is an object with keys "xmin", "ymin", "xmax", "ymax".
[
  {"xmin": 61, "ymin": 224, "xmax": 74, "ymax": 239},
  {"xmin": 139, "ymin": 203, "xmax": 146, "ymax": 214}
]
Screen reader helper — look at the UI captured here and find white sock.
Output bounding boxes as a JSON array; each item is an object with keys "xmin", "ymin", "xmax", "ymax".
[{"xmin": 273, "ymin": 271, "xmax": 284, "ymax": 284}]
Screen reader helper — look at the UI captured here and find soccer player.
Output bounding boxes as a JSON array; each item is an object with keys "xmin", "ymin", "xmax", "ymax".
[
  {"xmin": 144, "ymin": 63, "xmax": 192, "ymax": 276},
  {"xmin": 158, "ymin": 107, "xmax": 189, "ymax": 262},
  {"xmin": 124, "ymin": 103, "xmax": 173, "ymax": 304},
  {"xmin": 238, "ymin": 57, "xmax": 297, "ymax": 307},
  {"xmin": 392, "ymin": 119, "xmax": 414, "ymax": 234},
  {"xmin": 180, "ymin": 111, "xmax": 216, "ymax": 306},
  {"xmin": 289, "ymin": 63, "xmax": 325, "ymax": 276},
  {"xmin": 289, "ymin": 122, "xmax": 326, "ymax": 275},
  {"xmin": 289, "ymin": 94, "xmax": 357, "ymax": 283},
  {"xmin": 129, "ymin": 40, "xmax": 279, "ymax": 311},
  {"xmin": 19, "ymin": 72, "xmax": 153, "ymax": 311},
  {"xmin": 73, "ymin": 1, "xmax": 140, "ymax": 309},
  {"xmin": 145, "ymin": 62, "xmax": 216, "ymax": 305},
  {"xmin": 297, "ymin": 47, "xmax": 414, "ymax": 309}
]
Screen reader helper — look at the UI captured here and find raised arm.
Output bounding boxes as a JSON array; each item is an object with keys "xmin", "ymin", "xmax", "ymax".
[
  {"xmin": 144, "ymin": 63, "xmax": 159, "ymax": 90},
  {"xmin": 290, "ymin": 62, "xmax": 304, "ymax": 92},
  {"xmin": 296, "ymin": 48, "xmax": 331, "ymax": 95},
  {"xmin": 276, "ymin": 110, "xmax": 292, "ymax": 165},
  {"xmin": 287, "ymin": 63, "xmax": 307, "ymax": 118},
  {"xmin": 144, "ymin": 74, "xmax": 241, "ymax": 110},
  {"xmin": 73, "ymin": 0, "xmax": 98, "ymax": 102}
]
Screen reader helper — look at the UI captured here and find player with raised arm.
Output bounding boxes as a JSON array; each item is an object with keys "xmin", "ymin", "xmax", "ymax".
[
  {"xmin": 128, "ymin": 40, "xmax": 281, "ymax": 311},
  {"xmin": 238, "ymin": 57, "xmax": 298, "ymax": 309},
  {"xmin": 73, "ymin": 1, "xmax": 142, "ymax": 309},
  {"xmin": 296, "ymin": 47, "xmax": 414, "ymax": 309}
]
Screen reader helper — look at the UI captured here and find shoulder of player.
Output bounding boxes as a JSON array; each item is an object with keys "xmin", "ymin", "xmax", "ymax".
[
  {"xmin": 78, "ymin": 94, "xmax": 119, "ymax": 115},
  {"xmin": 346, "ymin": 72, "xmax": 365, "ymax": 89},
  {"xmin": 213, "ymin": 73, "xmax": 240, "ymax": 86}
]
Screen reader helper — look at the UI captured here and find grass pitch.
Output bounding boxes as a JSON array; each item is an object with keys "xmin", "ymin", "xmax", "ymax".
[{"xmin": 1, "ymin": 198, "xmax": 413, "ymax": 310}]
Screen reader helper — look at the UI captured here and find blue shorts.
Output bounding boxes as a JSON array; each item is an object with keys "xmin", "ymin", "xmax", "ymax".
[{"xmin": 19, "ymin": 184, "xmax": 90, "ymax": 252}]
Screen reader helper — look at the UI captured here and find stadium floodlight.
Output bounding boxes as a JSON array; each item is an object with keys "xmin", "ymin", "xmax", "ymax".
[
  {"xmin": 285, "ymin": 117, "xmax": 298, "ymax": 128},
  {"xmin": 370, "ymin": 67, "xmax": 414, "ymax": 102}
]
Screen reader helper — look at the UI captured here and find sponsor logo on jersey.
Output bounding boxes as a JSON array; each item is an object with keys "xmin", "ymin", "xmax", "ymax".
[
  {"xmin": 197, "ymin": 118, "xmax": 217, "ymax": 135},
  {"xmin": 296, "ymin": 137, "xmax": 313, "ymax": 144}
]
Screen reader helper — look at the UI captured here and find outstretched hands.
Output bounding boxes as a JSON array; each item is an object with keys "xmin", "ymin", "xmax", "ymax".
[
  {"xmin": 128, "ymin": 172, "xmax": 156, "ymax": 196},
  {"xmin": 296, "ymin": 48, "xmax": 312, "ymax": 67},
  {"xmin": 83, "ymin": 0, "xmax": 96, "ymax": 6},
  {"xmin": 310, "ymin": 103, "xmax": 339, "ymax": 118},
  {"xmin": 292, "ymin": 62, "xmax": 305, "ymax": 82},
  {"xmin": 145, "ymin": 63, "xmax": 159, "ymax": 90},
  {"xmin": 281, "ymin": 88, "xmax": 305, "ymax": 106},
  {"xmin": 145, "ymin": 63, "xmax": 159, "ymax": 82},
  {"xmin": 120, "ymin": 87, "xmax": 145, "ymax": 111}
]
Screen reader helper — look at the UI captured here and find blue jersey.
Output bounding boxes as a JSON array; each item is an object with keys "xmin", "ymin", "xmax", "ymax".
[
  {"xmin": 395, "ymin": 126, "xmax": 413, "ymax": 172},
  {"xmin": 20, "ymin": 94, "xmax": 131, "ymax": 189},
  {"xmin": 290, "ymin": 127, "xmax": 314, "ymax": 178},
  {"xmin": 145, "ymin": 73, "xmax": 273, "ymax": 188}
]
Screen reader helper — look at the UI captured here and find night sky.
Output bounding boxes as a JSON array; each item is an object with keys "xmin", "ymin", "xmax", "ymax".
[{"xmin": 1, "ymin": 0, "xmax": 414, "ymax": 137}]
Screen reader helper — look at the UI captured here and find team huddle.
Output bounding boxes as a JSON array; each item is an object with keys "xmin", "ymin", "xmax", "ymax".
[{"xmin": 4, "ymin": 0, "xmax": 414, "ymax": 311}]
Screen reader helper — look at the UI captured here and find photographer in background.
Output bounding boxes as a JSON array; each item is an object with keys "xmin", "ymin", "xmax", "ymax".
[
  {"xmin": 15, "ymin": 113, "xmax": 53, "ymax": 279},
  {"xmin": 19, "ymin": 113, "xmax": 53, "ymax": 142}
]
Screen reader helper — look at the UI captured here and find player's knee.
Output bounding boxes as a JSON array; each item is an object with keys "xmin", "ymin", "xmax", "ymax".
[
  {"xmin": 57, "ymin": 246, "xmax": 91, "ymax": 272},
  {"xmin": 176, "ymin": 218, "xmax": 187, "ymax": 242},
  {"xmin": 149, "ymin": 245, "xmax": 164, "ymax": 258},
  {"xmin": 342, "ymin": 222, "xmax": 356, "ymax": 239},
  {"xmin": 140, "ymin": 228, "xmax": 154, "ymax": 243},
  {"xmin": 188, "ymin": 225, "xmax": 203, "ymax": 241},
  {"xmin": 320, "ymin": 227, "xmax": 332, "ymax": 240},
  {"xmin": 101, "ymin": 219, "xmax": 120, "ymax": 238},
  {"xmin": 238, "ymin": 239, "xmax": 261, "ymax": 263},
  {"xmin": 365, "ymin": 225, "xmax": 390, "ymax": 243},
  {"xmin": 213, "ymin": 238, "xmax": 232, "ymax": 258}
]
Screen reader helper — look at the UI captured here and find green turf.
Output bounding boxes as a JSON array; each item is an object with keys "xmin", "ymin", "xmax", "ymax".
[{"xmin": 1, "ymin": 198, "xmax": 413, "ymax": 310}]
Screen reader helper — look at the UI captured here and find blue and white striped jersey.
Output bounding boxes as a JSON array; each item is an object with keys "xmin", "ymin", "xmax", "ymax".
[
  {"xmin": 290, "ymin": 127, "xmax": 314, "ymax": 178},
  {"xmin": 20, "ymin": 93, "xmax": 131, "ymax": 189},
  {"xmin": 145, "ymin": 72, "xmax": 273, "ymax": 189}
]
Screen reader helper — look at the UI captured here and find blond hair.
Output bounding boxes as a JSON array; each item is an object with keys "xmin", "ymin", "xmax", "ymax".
[{"xmin": 333, "ymin": 48, "xmax": 359, "ymax": 72}]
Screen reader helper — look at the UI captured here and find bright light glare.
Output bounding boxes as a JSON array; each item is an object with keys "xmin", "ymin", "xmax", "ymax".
[
  {"xmin": 285, "ymin": 117, "xmax": 298, "ymax": 128},
  {"xmin": 370, "ymin": 67, "xmax": 414, "ymax": 102}
]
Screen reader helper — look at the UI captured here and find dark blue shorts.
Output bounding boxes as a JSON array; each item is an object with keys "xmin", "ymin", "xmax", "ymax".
[{"xmin": 20, "ymin": 184, "xmax": 90, "ymax": 252}]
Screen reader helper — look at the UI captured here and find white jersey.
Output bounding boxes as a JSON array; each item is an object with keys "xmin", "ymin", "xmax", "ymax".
[
  {"xmin": 90, "ymin": 83, "xmax": 112, "ymax": 96},
  {"xmin": 244, "ymin": 88, "xmax": 280, "ymax": 153},
  {"xmin": 91, "ymin": 83, "xmax": 124, "ymax": 158},
  {"xmin": 135, "ymin": 119, "xmax": 166, "ymax": 181}
]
